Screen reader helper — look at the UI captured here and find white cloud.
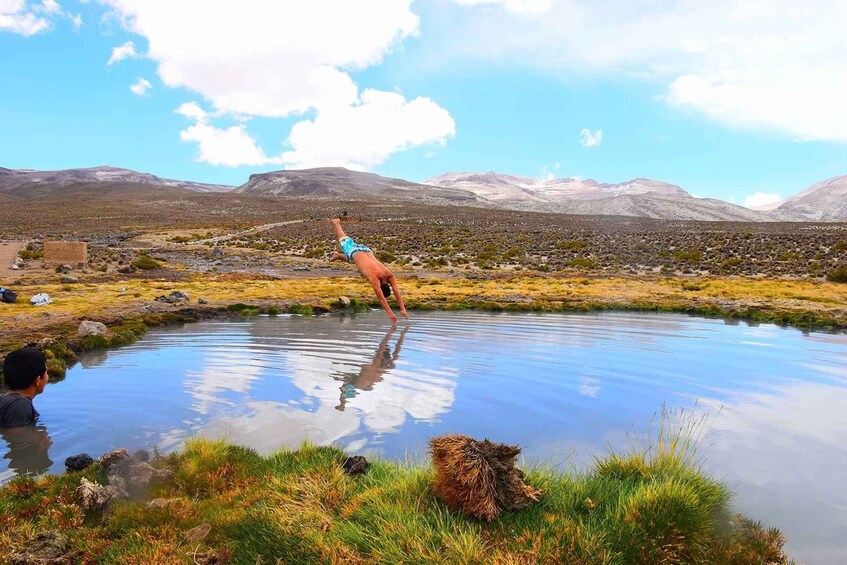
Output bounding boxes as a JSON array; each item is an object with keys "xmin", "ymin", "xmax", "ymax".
[
  {"xmin": 432, "ymin": 0, "xmax": 847, "ymax": 143},
  {"xmin": 176, "ymin": 101, "xmax": 283, "ymax": 167},
  {"xmin": 451, "ymin": 0, "xmax": 552, "ymax": 14},
  {"xmin": 539, "ymin": 162, "xmax": 561, "ymax": 180},
  {"xmin": 107, "ymin": 40, "xmax": 136, "ymax": 66},
  {"xmin": 101, "ymin": 0, "xmax": 456, "ymax": 169},
  {"xmin": 37, "ymin": 0, "xmax": 60, "ymax": 14},
  {"xmin": 579, "ymin": 128, "xmax": 602, "ymax": 148},
  {"xmin": 282, "ymin": 89, "xmax": 455, "ymax": 170},
  {"xmin": 0, "ymin": 0, "xmax": 50, "ymax": 35},
  {"xmin": 743, "ymin": 191, "xmax": 783, "ymax": 209},
  {"xmin": 129, "ymin": 77, "xmax": 151, "ymax": 96},
  {"xmin": 0, "ymin": 0, "xmax": 79, "ymax": 35},
  {"xmin": 102, "ymin": 1, "xmax": 418, "ymax": 118}
]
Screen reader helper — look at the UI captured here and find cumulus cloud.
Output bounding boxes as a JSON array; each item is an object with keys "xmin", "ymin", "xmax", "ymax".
[
  {"xmin": 579, "ymin": 128, "xmax": 602, "ymax": 148},
  {"xmin": 176, "ymin": 102, "xmax": 284, "ymax": 167},
  {"xmin": 282, "ymin": 89, "xmax": 456, "ymax": 170},
  {"xmin": 539, "ymin": 162, "xmax": 561, "ymax": 180},
  {"xmin": 451, "ymin": 0, "xmax": 552, "ymax": 14},
  {"xmin": 129, "ymin": 77, "xmax": 151, "ymax": 96},
  {"xmin": 102, "ymin": 1, "xmax": 419, "ymax": 117},
  {"xmin": 431, "ymin": 0, "xmax": 847, "ymax": 143},
  {"xmin": 107, "ymin": 40, "xmax": 136, "ymax": 66},
  {"xmin": 0, "ymin": 0, "xmax": 51, "ymax": 35},
  {"xmin": 743, "ymin": 192, "xmax": 783, "ymax": 210},
  {"xmin": 37, "ymin": 0, "xmax": 59, "ymax": 14},
  {"xmin": 101, "ymin": 1, "xmax": 455, "ymax": 169},
  {"xmin": 0, "ymin": 0, "xmax": 79, "ymax": 35}
]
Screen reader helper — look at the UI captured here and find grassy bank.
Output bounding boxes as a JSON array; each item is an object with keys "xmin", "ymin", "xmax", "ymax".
[{"xmin": 0, "ymin": 435, "xmax": 792, "ymax": 564}]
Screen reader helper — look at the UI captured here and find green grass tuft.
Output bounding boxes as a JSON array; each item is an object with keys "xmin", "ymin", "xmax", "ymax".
[{"xmin": 288, "ymin": 303, "xmax": 314, "ymax": 315}]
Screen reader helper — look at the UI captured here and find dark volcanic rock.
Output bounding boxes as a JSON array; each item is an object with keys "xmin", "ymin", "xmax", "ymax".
[
  {"xmin": 64, "ymin": 453, "xmax": 94, "ymax": 472},
  {"xmin": 98, "ymin": 448, "xmax": 132, "ymax": 476},
  {"xmin": 342, "ymin": 455, "xmax": 369, "ymax": 476},
  {"xmin": 155, "ymin": 290, "xmax": 189, "ymax": 304}
]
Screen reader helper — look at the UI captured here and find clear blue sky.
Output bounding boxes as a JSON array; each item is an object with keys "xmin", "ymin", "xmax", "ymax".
[{"xmin": 1, "ymin": 0, "xmax": 845, "ymax": 206}]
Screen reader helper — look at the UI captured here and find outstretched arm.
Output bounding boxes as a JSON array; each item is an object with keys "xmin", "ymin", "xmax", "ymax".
[
  {"xmin": 388, "ymin": 274, "xmax": 409, "ymax": 320},
  {"xmin": 370, "ymin": 277, "xmax": 397, "ymax": 323}
]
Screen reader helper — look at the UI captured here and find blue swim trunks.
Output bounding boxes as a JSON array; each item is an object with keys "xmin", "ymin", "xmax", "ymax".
[{"xmin": 339, "ymin": 236, "xmax": 373, "ymax": 262}]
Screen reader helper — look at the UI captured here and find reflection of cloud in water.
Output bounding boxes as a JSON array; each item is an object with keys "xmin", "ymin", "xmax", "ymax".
[
  {"xmin": 698, "ymin": 381, "xmax": 847, "ymax": 563},
  {"xmin": 199, "ymin": 400, "xmax": 361, "ymax": 453},
  {"xmin": 578, "ymin": 376, "xmax": 601, "ymax": 398},
  {"xmin": 282, "ymin": 347, "xmax": 457, "ymax": 435},
  {"xmin": 183, "ymin": 351, "xmax": 265, "ymax": 415},
  {"xmin": 187, "ymin": 324, "xmax": 457, "ymax": 453}
]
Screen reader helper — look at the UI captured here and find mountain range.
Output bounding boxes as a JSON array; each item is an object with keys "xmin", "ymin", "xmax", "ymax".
[
  {"xmin": 0, "ymin": 166, "xmax": 231, "ymax": 198},
  {"xmin": 0, "ymin": 165, "xmax": 842, "ymax": 222}
]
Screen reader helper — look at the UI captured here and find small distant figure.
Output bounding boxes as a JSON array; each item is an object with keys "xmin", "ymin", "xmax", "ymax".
[
  {"xmin": 328, "ymin": 218, "xmax": 409, "ymax": 323},
  {"xmin": 0, "ymin": 347, "xmax": 49, "ymax": 428}
]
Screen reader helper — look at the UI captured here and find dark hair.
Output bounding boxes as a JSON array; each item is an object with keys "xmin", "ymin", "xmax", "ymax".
[
  {"xmin": 380, "ymin": 283, "xmax": 392, "ymax": 299},
  {"xmin": 3, "ymin": 347, "xmax": 46, "ymax": 390}
]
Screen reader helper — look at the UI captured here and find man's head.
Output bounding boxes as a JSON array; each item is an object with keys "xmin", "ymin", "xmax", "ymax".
[
  {"xmin": 381, "ymin": 283, "xmax": 392, "ymax": 299},
  {"xmin": 3, "ymin": 347, "xmax": 49, "ymax": 394}
]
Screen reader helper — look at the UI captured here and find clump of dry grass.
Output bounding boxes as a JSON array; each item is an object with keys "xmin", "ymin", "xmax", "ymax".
[{"xmin": 429, "ymin": 434, "xmax": 541, "ymax": 521}]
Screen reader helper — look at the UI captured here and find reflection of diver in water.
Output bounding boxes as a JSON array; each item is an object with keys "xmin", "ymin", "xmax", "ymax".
[
  {"xmin": 336, "ymin": 325, "xmax": 409, "ymax": 411},
  {"xmin": 1, "ymin": 424, "xmax": 53, "ymax": 477}
]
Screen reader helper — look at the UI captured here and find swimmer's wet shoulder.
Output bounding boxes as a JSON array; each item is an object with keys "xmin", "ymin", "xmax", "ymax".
[{"xmin": 0, "ymin": 393, "xmax": 39, "ymax": 428}]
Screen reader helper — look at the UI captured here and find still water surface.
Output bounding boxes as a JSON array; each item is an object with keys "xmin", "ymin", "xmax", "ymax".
[{"xmin": 3, "ymin": 311, "xmax": 846, "ymax": 562}]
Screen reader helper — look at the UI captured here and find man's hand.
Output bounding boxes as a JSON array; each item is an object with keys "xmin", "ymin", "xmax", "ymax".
[
  {"xmin": 400, "ymin": 308, "xmax": 410, "ymax": 320},
  {"xmin": 389, "ymin": 312, "xmax": 398, "ymax": 324}
]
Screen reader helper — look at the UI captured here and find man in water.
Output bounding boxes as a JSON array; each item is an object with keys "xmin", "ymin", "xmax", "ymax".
[
  {"xmin": 328, "ymin": 218, "xmax": 409, "ymax": 323},
  {"xmin": 1, "ymin": 347, "xmax": 49, "ymax": 428}
]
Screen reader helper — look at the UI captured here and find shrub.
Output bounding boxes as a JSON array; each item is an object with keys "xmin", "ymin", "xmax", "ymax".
[
  {"xmin": 18, "ymin": 249, "xmax": 43, "ymax": 260},
  {"xmin": 720, "ymin": 257, "xmax": 742, "ymax": 270},
  {"xmin": 568, "ymin": 258, "xmax": 597, "ymax": 269},
  {"xmin": 132, "ymin": 255, "xmax": 160, "ymax": 270},
  {"xmin": 672, "ymin": 249, "xmax": 702, "ymax": 263},
  {"xmin": 555, "ymin": 240, "xmax": 586, "ymax": 251},
  {"xmin": 776, "ymin": 252, "xmax": 802, "ymax": 262},
  {"xmin": 376, "ymin": 251, "xmax": 397, "ymax": 263},
  {"xmin": 502, "ymin": 247, "xmax": 525, "ymax": 260},
  {"xmin": 826, "ymin": 267, "xmax": 847, "ymax": 283}
]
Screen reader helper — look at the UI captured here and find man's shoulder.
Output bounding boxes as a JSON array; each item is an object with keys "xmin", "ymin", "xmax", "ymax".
[
  {"xmin": 0, "ymin": 393, "xmax": 37, "ymax": 427},
  {"xmin": 0, "ymin": 393, "xmax": 30, "ymax": 406}
]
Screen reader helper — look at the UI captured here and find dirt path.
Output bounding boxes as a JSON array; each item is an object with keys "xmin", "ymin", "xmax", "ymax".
[
  {"xmin": 0, "ymin": 242, "xmax": 24, "ymax": 278},
  {"xmin": 182, "ymin": 219, "xmax": 307, "ymax": 245}
]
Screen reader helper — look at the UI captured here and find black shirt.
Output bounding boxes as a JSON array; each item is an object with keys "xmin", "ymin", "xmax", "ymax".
[{"xmin": 0, "ymin": 393, "xmax": 39, "ymax": 428}]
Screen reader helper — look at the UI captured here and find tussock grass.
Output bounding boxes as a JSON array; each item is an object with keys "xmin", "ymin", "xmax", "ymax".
[{"xmin": 1, "ymin": 422, "xmax": 794, "ymax": 564}]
